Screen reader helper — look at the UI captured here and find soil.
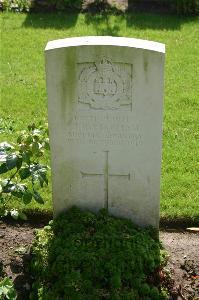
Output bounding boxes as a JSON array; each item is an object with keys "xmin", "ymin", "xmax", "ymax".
[
  {"xmin": 160, "ymin": 231, "xmax": 199, "ymax": 300},
  {"xmin": 0, "ymin": 220, "xmax": 198, "ymax": 300}
]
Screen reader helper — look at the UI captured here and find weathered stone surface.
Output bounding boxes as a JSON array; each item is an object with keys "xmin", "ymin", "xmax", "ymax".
[
  {"xmin": 186, "ymin": 227, "xmax": 199, "ymax": 233},
  {"xmin": 45, "ymin": 36, "xmax": 165, "ymax": 227}
]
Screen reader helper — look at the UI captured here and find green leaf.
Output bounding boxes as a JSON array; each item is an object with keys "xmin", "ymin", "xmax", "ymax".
[
  {"xmin": 19, "ymin": 167, "xmax": 31, "ymax": 180},
  {"xmin": 0, "ymin": 286, "xmax": 9, "ymax": 294},
  {"xmin": 6, "ymin": 154, "xmax": 18, "ymax": 170},
  {"xmin": 0, "ymin": 142, "xmax": 13, "ymax": 151},
  {"xmin": 10, "ymin": 209, "xmax": 19, "ymax": 220},
  {"xmin": 32, "ymin": 173, "xmax": 39, "ymax": 182},
  {"xmin": 0, "ymin": 163, "xmax": 8, "ymax": 174},
  {"xmin": 0, "ymin": 276, "xmax": 16, "ymax": 298},
  {"xmin": 30, "ymin": 164, "xmax": 48, "ymax": 186},
  {"xmin": 26, "ymin": 135, "xmax": 33, "ymax": 145},
  {"xmin": 17, "ymin": 135, "xmax": 23, "ymax": 144},
  {"xmin": 18, "ymin": 211, "xmax": 28, "ymax": 221},
  {"xmin": 32, "ymin": 142, "xmax": 39, "ymax": 154},
  {"xmin": 0, "ymin": 152, "xmax": 7, "ymax": 163},
  {"xmin": 33, "ymin": 133, "xmax": 40, "ymax": 142},
  {"xmin": 22, "ymin": 191, "xmax": 32, "ymax": 204},
  {"xmin": 22, "ymin": 151, "xmax": 32, "ymax": 163},
  {"xmin": 16, "ymin": 156, "xmax": 22, "ymax": 170},
  {"xmin": 38, "ymin": 175, "xmax": 44, "ymax": 187},
  {"xmin": 33, "ymin": 191, "xmax": 44, "ymax": 204},
  {"xmin": 2, "ymin": 182, "xmax": 16, "ymax": 193},
  {"xmin": 39, "ymin": 171, "xmax": 48, "ymax": 186},
  {"xmin": 44, "ymin": 139, "xmax": 50, "ymax": 150},
  {"xmin": 11, "ymin": 191, "xmax": 23, "ymax": 198},
  {"xmin": 10, "ymin": 184, "xmax": 26, "ymax": 198},
  {"xmin": 28, "ymin": 123, "xmax": 35, "ymax": 131},
  {"xmin": 33, "ymin": 129, "xmax": 41, "ymax": 135},
  {"xmin": 0, "ymin": 179, "xmax": 10, "ymax": 187}
]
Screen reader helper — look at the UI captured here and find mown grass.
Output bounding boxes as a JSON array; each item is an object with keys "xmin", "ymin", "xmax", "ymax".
[{"xmin": 0, "ymin": 12, "xmax": 199, "ymax": 223}]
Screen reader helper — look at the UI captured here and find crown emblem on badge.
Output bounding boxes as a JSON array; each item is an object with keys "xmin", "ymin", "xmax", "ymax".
[
  {"xmin": 97, "ymin": 58, "xmax": 113, "ymax": 73},
  {"xmin": 78, "ymin": 57, "xmax": 132, "ymax": 110}
]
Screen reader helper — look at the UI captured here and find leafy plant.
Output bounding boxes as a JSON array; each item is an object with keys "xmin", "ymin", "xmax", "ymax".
[
  {"xmin": 0, "ymin": 277, "xmax": 17, "ymax": 300},
  {"xmin": 173, "ymin": 0, "xmax": 199, "ymax": 15},
  {"xmin": 2, "ymin": 0, "xmax": 31, "ymax": 12},
  {"xmin": 163, "ymin": 0, "xmax": 199, "ymax": 14},
  {"xmin": 131, "ymin": 0, "xmax": 199, "ymax": 15},
  {"xmin": 30, "ymin": 207, "xmax": 169, "ymax": 299},
  {"xmin": 48, "ymin": 0, "xmax": 82, "ymax": 10},
  {"xmin": 0, "ymin": 123, "xmax": 50, "ymax": 220}
]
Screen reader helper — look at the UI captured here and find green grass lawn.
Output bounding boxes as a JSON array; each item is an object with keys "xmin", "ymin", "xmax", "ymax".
[{"xmin": 1, "ymin": 12, "xmax": 199, "ymax": 224}]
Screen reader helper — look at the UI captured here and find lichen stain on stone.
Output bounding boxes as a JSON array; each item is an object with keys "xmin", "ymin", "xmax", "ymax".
[
  {"xmin": 60, "ymin": 48, "xmax": 77, "ymax": 124},
  {"xmin": 143, "ymin": 53, "xmax": 149, "ymax": 83}
]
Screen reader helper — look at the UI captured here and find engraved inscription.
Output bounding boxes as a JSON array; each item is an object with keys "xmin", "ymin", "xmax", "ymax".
[
  {"xmin": 65, "ymin": 113, "xmax": 142, "ymax": 147},
  {"xmin": 81, "ymin": 151, "xmax": 130, "ymax": 209},
  {"xmin": 78, "ymin": 58, "xmax": 132, "ymax": 110}
]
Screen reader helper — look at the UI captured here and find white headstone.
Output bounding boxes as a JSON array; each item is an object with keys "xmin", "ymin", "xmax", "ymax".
[{"xmin": 45, "ymin": 36, "xmax": 165, "ymax": 228}]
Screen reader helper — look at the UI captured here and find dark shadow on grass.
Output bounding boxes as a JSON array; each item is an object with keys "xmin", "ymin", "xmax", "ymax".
[
  {"xmin": 125, "ymin": 12, "xmax": 197, "ymax": 30},
  {"xmin": 85, "ymin": 11, "xmax": 197, "ymax": 34},
  {"xmin": 84, "ymin": 12, "xmax": 121, "ymax": 35},
  {"xmin": 22, "ymin": 12, "xmax": 79, "ymax": 29},
  {"xmin": 23, "ymin": 10, "xmax": 198, "ymax": 33}
]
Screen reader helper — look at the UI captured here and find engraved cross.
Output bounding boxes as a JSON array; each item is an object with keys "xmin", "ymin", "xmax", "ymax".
[{"xmin": 81, "ymin": 151, "xmax": 130, "ymax": 209}]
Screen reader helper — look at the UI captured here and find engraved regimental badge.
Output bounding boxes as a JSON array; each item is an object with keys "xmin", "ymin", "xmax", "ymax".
[{"xmin": 78, "ymin": 58, "xmax": 132, "ymax": 110}]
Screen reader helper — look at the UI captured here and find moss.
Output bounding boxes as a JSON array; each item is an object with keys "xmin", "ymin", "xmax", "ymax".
[{"xmin": 29, "ymin": 207, "xmax": 168, "ymax": 299}]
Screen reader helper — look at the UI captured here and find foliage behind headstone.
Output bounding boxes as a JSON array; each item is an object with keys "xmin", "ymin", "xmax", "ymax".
[
  {"xmin": 1, "ymin": 0, "xmax": 31, "ymax": 12},
  {"xmin": 2, "ymin": 0, "xmax": 198, "ymax": 13},
  {"xmin": 131, "ymin": 0, "xmax": 199, "ymax": 15}
]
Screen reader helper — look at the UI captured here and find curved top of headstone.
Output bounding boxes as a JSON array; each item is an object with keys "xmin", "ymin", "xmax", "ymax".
[{"xmin": 45, "ymin": 36, "xmax": 165, "ymax": 54}]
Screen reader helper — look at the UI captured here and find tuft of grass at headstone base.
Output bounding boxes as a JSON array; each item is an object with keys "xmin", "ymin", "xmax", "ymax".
[
  {"xmin": 1, "ymin": 12, "xmax": 199, "ymax": 224},
  {"xmin": 29, "ymin": 207, "xmax": 170, "ymax": 300}
]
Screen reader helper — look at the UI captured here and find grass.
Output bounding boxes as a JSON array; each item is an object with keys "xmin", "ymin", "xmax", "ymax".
[{"xmin": 0, "ymin": 12, "xmax": 199, "ymax": 224}]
